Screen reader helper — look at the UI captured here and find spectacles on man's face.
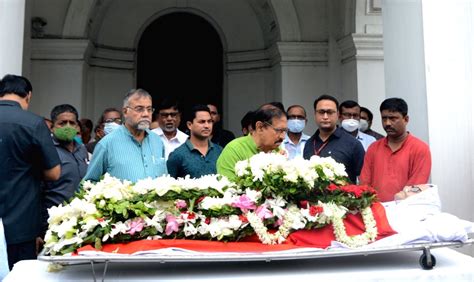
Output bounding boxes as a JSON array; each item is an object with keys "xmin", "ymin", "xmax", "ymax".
[
  {"xmin": 264, "ymin": 121, "xmax": 288, "ymax": 134},
  {"xmin": 127, "ymin": 106, "xmax": 155, "ymax": 114},
  {"xmin": 316, "ymin": 109, "xmax": 337, "ymax": 116},
  {"xmin": 159, "ymin": 112, "xmax": 179, "ymax": 118},
  {"xmin": 288, "ymin": 114, "xmax": 306, "ymax": 120},
  {"xmin": 341, "ymin": 112, "xmax": 360, "ymax": 119},
  {"xmin": 104, "ymin": 118, "xmax": 122, "ymax": 124}
]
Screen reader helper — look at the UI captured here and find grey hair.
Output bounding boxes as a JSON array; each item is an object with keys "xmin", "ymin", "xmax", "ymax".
[{"xmin": 123, "ymin": 88, "xmax": 152, "ymax": 107}]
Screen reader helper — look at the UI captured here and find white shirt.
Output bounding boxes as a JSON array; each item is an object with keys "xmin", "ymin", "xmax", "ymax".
[
  {"xmin": 356, "ymin": 130, "xmax": 376, "ymax": 151},
  {"xmin": 151, "ymin": 127, "xmax": 188, "ymax": 160},
  {"xmin": 281, "ymin": 133, "xmax": 310, "ymax": 159}
]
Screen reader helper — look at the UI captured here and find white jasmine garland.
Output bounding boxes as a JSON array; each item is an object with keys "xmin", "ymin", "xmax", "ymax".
[
  {"xmin": 331, "ymin": 206, "xmax": 377, "ymax": 248},
  {"xmin": 247, "ymin": 206, "xmax": 302, "ymax": 245}
]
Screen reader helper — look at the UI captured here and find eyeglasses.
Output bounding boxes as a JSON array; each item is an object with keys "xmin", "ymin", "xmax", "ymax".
[
  {"xmin": 159, "ymin": 112, "xmax": 179, "ymax": 118},
  {"xmin": 127, "ymin": 106, "xmax": 155, "ymax": 114},
  {"xmin": 341, "ymin": 112, "xmax": 360, "ymax": 119},
  {"xmin": 264, "ymin": 122, "xmax": 288, "ymax": 134},
  {"xmin": 104, "ymin": 118, "xmax": 122, "ymax": 124},
  {"xmin": 316, "ymin": 109, "xmax": 337, "ymax": 116},
  {"xmin": 288, "ymin": 115, "xmax": 306, "ymax": 120}
]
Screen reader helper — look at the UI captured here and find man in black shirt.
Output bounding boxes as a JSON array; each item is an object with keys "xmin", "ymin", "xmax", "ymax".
[
  {"xmin": 0, "ymin": 74, "xmax": 61, "ymax": 270},
  {"xmin": 303, "ymin": 95, "xmax": 365, "ymax": 183}
]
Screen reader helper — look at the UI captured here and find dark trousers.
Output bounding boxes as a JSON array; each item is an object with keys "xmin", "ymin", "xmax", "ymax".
[{"xmin": 7, "ymin": 240, "xmax": 36, "ymax": 270}]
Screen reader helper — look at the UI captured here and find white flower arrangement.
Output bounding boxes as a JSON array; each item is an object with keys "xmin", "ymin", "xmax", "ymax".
[{"xmin": 44, "ymin": 153, "xmax": 378, "ymax": 255}]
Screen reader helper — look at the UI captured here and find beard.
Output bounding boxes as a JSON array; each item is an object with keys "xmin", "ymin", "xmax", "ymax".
[{"xmin": 136, "ymin": 120, "xmax": 150, "ymax": 131}]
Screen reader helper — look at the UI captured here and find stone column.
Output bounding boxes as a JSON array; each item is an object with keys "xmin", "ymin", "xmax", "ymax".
[{"xmin": 0, "ymin": 0, "xmax": 26, "ymax": 76}]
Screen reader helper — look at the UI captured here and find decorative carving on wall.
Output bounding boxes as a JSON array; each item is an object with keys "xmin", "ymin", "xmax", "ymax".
[{"xmin": 31, "ymin": 17, "xmax": 47, "ymax": 38}]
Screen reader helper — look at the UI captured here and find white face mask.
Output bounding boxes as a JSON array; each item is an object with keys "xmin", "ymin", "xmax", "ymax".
[
  {"xmin": 341, "ymin": 119, "xmax": 360, "ymax": 133},
  {"xmin": 104, "ymin": 122, "xmax": 121, "ymax": 135},
  {"xmin": 359, "ymin": 119, "xmax": 369, "ymax": 132},
  {"xmin": 287, "ymin": 119, "xmax": 305, "ymax": 133}
]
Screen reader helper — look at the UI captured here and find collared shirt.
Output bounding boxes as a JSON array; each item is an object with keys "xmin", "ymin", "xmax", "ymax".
[
  {"xmin": 216, "ymin": 135, "xmax": 259, "ymax": 181},
  {"xmin": 167, "ymin": 139, "xmax": 223, "ymax": 178},
  {"xmin": 356, "ymin": 130, "xmax": 377, "ymax": 151},
  {"xmin": 151, "ymin": 127, "xmax": 188, "ymax": 160},
  {"xmin": 359, "ymin": 133, "xmax": 432, "ymax": 202},
  {"xmin": 281, "ymin": 133, "xmax": 311, "ymax": 159},
  {"xmin": 0, "ymin": 100, "xmax": 60, "ymax": 244},
  {"xmin": 84, "ymin": 125, "xmax": 167, "ymax": 182},
  {"xmin": 44, "ymin": 139, "xmax": 89, "ymax": 208},
  {"xmin": 303, "ymin": 127, "xmax": 365, "ymax": 183}
]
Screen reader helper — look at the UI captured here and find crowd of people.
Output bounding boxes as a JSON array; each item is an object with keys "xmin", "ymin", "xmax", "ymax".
[{"xmin": 0, "ymin": 74, "xmax": 432, "ymax": 272}]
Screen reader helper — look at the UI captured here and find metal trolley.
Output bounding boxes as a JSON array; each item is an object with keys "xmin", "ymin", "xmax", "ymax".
[{"xmin": 38, "ymin": 238, "xmax": 473, "ymax": 282}]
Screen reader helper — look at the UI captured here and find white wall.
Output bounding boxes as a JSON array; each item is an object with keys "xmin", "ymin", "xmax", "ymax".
[
  {"xmin": 29, "ymin": 60, "xmax": 85, "ymax": 117},
  {"xmin": 226, "ymin": 70, "xmax": 269, "ymax": 135},
  {"xmin": 88, "ymin": 67, "xmax": 134, "ymax": 123},
  {"xmin": 280, "ymin": 65, "xmax": 329, "ymax": 135}
]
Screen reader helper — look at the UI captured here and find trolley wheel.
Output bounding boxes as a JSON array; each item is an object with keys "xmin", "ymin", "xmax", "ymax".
[{"xmin": 419, "ymin": 253, "xmax": 436, "ymax": 270}]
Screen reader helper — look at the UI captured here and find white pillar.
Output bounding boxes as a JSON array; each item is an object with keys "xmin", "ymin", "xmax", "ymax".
[
  {"xmin": 421, "ymin": 0, "xmax": 474, "ymax": 256},
  {"xmin": 0, "ymin": 0, "xmax": 26, "ymax": 76},
  {"xmin": 383, "ymin": 0, "xmax": 474, "ymax": 256}
]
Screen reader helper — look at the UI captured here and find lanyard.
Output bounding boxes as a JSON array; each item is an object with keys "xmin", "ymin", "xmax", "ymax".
[{"xmin": 314, "ymin": 139, "xmax": 329, "ymax": 156}]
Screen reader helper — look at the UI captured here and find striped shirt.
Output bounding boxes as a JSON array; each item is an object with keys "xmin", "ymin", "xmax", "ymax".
[{"xmin": 84, "ymin": 125, "xmax": 167, "ymax": 182}]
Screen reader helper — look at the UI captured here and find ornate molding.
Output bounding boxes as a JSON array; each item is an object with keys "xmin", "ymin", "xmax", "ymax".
[
  {"xmin": 31, "ymin": 39, "xmax": 91, "ymax": 60},
  {"xmin": 338, "ymin": 33, "xmax": 383, "ymax": 63},
  {"xmin": 269, "ymin": 42, "xmax": 328, "ymax": 66},
  {"xmin": 226, "ymin": 49, "xmax": 270, "ymax": 72},
  {"xmin": 366, "ymin": 0, "xmax": 382, "ymax": 15},
  {"xmin": 226, "ymin": 41, "xmax": 329, "ymax": 72},
  {"xmin": 89, "ymin": 46, "xmax": 135, "ymax": 70}
]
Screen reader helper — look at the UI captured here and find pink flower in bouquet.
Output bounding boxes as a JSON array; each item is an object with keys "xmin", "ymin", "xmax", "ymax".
[
  {"xmin": 175, "ymin": 199, "xmax": 187, "ymax": 209},
  {"xmin": 232, "ymin": 194, "xmax": 257, "ymax": 211},
  {"xmin": 256, "ymin": 205, "xmax": 273, "ymax": 219},
  {"xmin": 165, "ymin": 215, "xmax": 180, "ymax": 235},
  {"xmin": 127, "ymin": 218, "xmax": 145, "ymax": 235}
]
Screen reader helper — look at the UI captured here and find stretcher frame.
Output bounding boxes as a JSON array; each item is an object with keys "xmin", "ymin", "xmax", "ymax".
[{"xmin": 38, "ymin": 238, "xmax": 473, "ymax": 282}]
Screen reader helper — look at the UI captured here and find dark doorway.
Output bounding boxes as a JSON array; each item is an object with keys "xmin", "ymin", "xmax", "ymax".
[{"xmin": 137, "ymin": 12, "xmax": 223, "ymax": 129}]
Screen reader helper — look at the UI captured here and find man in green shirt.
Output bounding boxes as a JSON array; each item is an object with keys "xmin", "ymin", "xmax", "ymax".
[{"xmin": 216, "ymin": 106, "xmax": 288, "ymax": 180}]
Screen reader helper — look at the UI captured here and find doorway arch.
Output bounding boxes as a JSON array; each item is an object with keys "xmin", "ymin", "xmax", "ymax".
[{"xmin": 137, "ymin": 12, "xmax": 224, "ymax": 127}]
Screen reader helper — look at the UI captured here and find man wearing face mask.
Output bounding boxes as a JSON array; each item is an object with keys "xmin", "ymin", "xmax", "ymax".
[
  {"xmin": 84, "ymin": 89, "xmax": 167, "ymax": 182},
  {"xmin": 339, "ymin": 100, "xmax": 376, "ymax": 151},
  {"xmin": 281, "ymin": 105, "xmax": 310, "ymax": 159},
  {"xmin": 41, "ymin": 104, "xmax": 89, "ymax": 238},
  {"xmin": 86, "ymin": 108, "xmax": 122, "ymax": 154}
]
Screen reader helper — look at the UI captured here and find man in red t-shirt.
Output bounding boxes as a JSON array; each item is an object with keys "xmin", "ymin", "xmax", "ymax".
[{"xmin": 359, "ymin": 98, "xmax": 431, "ymax": 202}]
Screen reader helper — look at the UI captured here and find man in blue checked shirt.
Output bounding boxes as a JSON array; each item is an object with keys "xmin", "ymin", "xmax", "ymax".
[{"xmin": 84, "ymin": 89, "xmax": 167, "ymax": 183}]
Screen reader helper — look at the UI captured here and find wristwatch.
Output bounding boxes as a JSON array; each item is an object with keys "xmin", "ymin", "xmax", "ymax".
[{"xmin": 404, "ymin": 185, "xmax": 422, "ymax": 193}]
